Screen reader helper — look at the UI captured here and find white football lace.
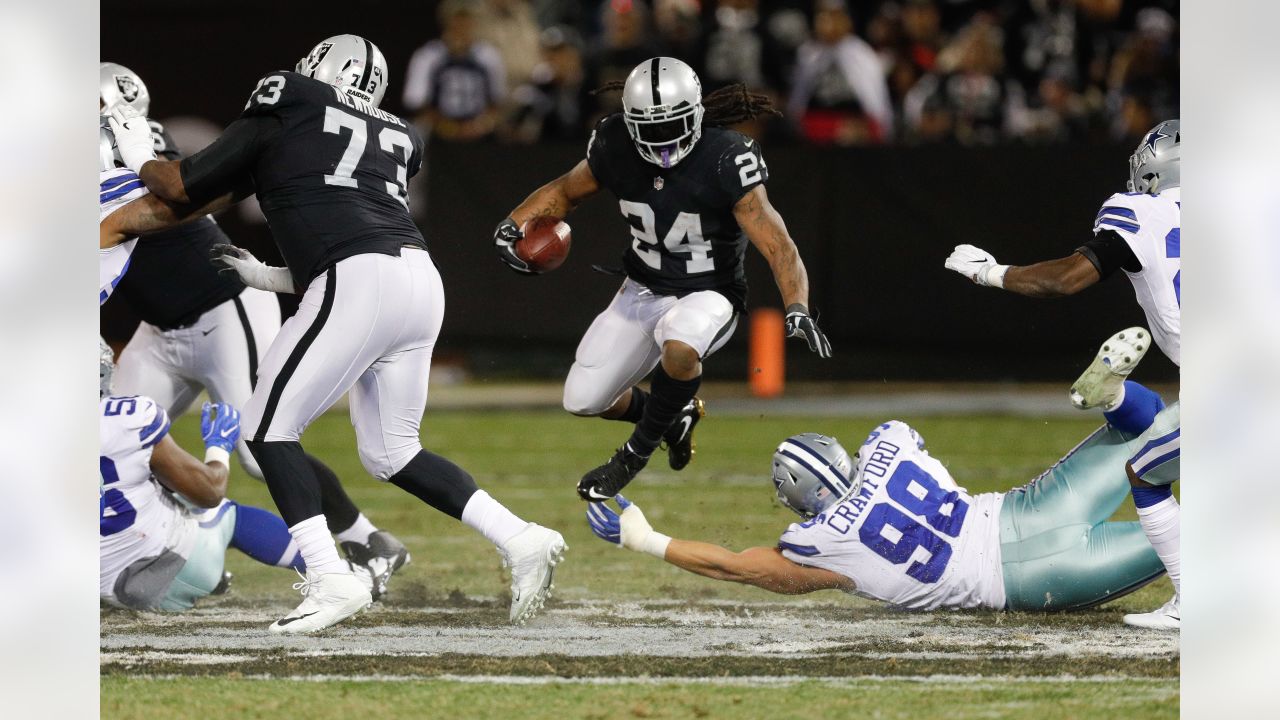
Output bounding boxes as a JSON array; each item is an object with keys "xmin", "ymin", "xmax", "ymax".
[{"xmin": 291, "ymin": 568, "xmax": 313, "ymax": 597}]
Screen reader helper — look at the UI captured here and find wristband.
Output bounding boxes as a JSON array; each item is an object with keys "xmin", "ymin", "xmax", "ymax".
[
  {"xmin": 638, "ymin": 531, "xmax": 672, "ymax": 559},
  {"xmin": 204, "ymin": 446, "xmax": 231, "ymax": 467},
  {"xmin": 985, "ymin": 264, "xmax": 1010, "ymax": 289}
]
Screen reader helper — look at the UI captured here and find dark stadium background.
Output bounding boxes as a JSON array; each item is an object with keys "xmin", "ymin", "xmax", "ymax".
[{"xmin": 100, "ymin": 0, "xmax": 1178, "ymax": 384}]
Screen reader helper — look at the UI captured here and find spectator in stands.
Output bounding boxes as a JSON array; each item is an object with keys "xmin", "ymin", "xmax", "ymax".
[
  {"xmin": 653, "ymin": 0, "xmax": 703, "ymax": 64},
  {"xmin": 903, "ymin": 14, "xmax": 1013, "ymax": 145},
  {"xmin": 403, "ymin": 0, "xmax": 506, "ymax": 142},
  {"xmin": 503, "ymin": 26, "xmax": 588, "ymax": 143},
  {"xmin": 788, "ymin": 0, "xmax": 895, "ymax": 145},
  {"xmin": 480, "ymin": 0, "xmax": 544, "ymax": 92},
  {"xmin": 1106, "ymin": 7, "xmax": 1178, "ymax": 140},
  {"xmin": 583, "ymin": 0, "xmax": 660, "ymax": 124}
]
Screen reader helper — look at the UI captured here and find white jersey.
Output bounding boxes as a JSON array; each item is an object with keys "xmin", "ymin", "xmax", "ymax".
[
  {"xmin": 1092, "ymin": 187, "xmax": 1181, "ymax": 365},
  {"xmin": 778, "ymin": 421, "xmax": 1006, "ymax": 610},
  {"xmin": 100, "ymin": 167, "xmax": 148, "ymax": 305},
  {"xmin": 99, "ymin": 395, "xmax": 196, "ymax": 603}
]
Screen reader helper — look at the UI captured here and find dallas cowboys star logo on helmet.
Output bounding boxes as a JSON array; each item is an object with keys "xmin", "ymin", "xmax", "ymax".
[{"xmin": 1144, "ymin": 126, "xmax": 1172, "ymax": 152}]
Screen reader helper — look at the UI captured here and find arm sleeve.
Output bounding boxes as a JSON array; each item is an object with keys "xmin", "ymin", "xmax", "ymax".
[
  {"xmin": 178, "ymin": 115, "xmax": 278, "ymax": 205},
  {"xmin": 1077, "ymin": 229, "xmax": 1143, "ymax": 278},
  {"xmin": 718, "ymin": 135, "xmax": 769, "ymax": 203}
]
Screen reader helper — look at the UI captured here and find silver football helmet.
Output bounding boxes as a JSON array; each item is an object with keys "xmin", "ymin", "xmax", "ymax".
[
  {"xmin": 772, "ymin": 433, "xmax": 859, "ymax": 519},
  {"xmin": 100, "ymin": 62, "xmax": 150, "ymax": 115},
  {"xmin": 99, "ymin": 337, "xmax": 115, "ymax": 398},
  {"xmin": 296, "ymin": 34, "xmax": 388, "ymax": 108},
  {"xmin": 621, "ymin": 57, "xmax": 704, "ymax": 168},
  {"xmin": 1128, "ymin": 119, "xmax": 1180, "ymax": 194}
]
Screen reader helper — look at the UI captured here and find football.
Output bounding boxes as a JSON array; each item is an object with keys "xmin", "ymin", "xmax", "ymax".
[{"xmin": 516, "ymin": 216, "xmax": 572, "ymax": 273}]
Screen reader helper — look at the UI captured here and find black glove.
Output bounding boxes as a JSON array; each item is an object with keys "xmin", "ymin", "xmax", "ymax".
[
  {"xmin": 784, "ymin": 304, "xmax": 832, "ymax": 358},
  {"xmin": 493, "ymin": 217, "xmax": 536, "ymax": 275}
]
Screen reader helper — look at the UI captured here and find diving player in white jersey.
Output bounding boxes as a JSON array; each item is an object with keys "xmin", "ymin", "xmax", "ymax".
[
  {"xmin": 99, "ymin": 339, "xmax": 374, "ymax": 610},
  {"xmin": 943, "ymin": 120, "xmax": 1181, "ymax": 629},
  {"xmin": 588, "ymin": 420, "xmax": 1165, "ymax": 611}
]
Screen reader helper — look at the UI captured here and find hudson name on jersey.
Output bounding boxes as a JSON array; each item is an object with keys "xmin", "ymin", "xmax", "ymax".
[
  {"xmin": 1092, "ymin": 188, "xmax": 1181, "ymax": 365},
  {"xmin": 100, "ymin": 167, "xmax": 149, "ymax": 304},
  {"xmin": 778, "ymin": 421, "xmax": 1006, "ymax": 610},
  {"xmin": 99, "ymin": 395, "xmax": 195, "ymax": 605},
  {"xmin": 587, "ymin": 113, "xmax": 768, "ymax": 311},
  {"xmin": 179, "ymin": 71, "xmax": 428, "ymax": 288}
]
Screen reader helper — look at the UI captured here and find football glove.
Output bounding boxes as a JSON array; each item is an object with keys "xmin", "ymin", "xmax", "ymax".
[
  {"xmin": 200, "ymin": 401, "xmax": 240, "ymax": 466},
  {"xmin": 585, "ymin": 495, "xmax": 671, "ymax": 558},
  {"xmin": 107, "ymin": 105, "xmax": 157, "ymax": 173},
  {"xmin": 784, "ymin": 305, "xmax": 832, "ymax": 358},
  {"xmin": 209, "ymin": 243, "xmax": 297, "ymax": 294},
  {"xmin": 494, "ymin": 217, "xmax": 536, "ymax": 275},
  {"xmin": 944, "ymin": 244, "xmax": 1009, "ymax": 288}
]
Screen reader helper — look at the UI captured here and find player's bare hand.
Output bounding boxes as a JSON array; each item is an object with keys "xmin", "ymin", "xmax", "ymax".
[
  {"xmin": 945, "ymin": 244, "xmax": 1007, "ymax": 287},
  {"xmin": 784, "ymin": 304, "xmax": 832, "ymax": 358},
  {"xmin": 107, "ymin": 105, "xmax": 157, "ymax": 172},
  {"xmin": 494, "ymin": 217, "xmax": 536, "ymax": 275}
]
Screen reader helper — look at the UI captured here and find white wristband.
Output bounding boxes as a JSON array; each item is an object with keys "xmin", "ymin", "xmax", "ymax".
[
  {"xmin": 204, "ymin": 446, "xmax": 231, "ymax": 467},
  {"xmin": 638, "ymin": 532, "xmax": 672, "ymax": 559},
  {"xmin": 985, "ymin": 264, "xmax": 1010, "ymax": 289},
  {"xmin": 120, "ymin": 146, "xmax": 157, "ymax": 175}
]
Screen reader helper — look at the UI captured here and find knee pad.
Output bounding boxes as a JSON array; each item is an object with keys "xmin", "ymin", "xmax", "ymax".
[
  {"xmin": 358, "ymin": 441, "xmax": 422, "ymax": 481},
  {"xmin": 654, "ymin": 296, "xmax": 733, "ymax": 357},
  {"xmin": 562, "ymin": 367, "xmax": 616, "ymax": 416}
]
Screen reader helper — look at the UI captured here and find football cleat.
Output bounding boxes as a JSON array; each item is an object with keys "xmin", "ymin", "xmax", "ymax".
[
  {"xmin": 268, "ymin": 569, "xmax": 372, "ymax": 635},
  {"xmin": 1070, "ymin": 327, "xmax": 1150, "ymax": 409},
  {"xmin": 577, "ymin": 444, "xmax": 650, "ymax": 501},
  {"xmin": 210, "ymin": 571, "xmax": 233, "ymax": 596},
  {"xmin": 340, "ymin": 530, "xmax": 410, "ymax": 600},
  {"xmin": 501, "ymin": 524, "xmax": 567, "ymax": 625},
  {"xmin": 1123, "ymin": 593, "xmax": 1179, "ymax": 631},
  {"xmin": 662, "ymin": 397, "xmax": 705, "ymax": 471}
]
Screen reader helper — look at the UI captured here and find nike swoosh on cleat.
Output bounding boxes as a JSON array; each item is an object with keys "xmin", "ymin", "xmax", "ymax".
[
  {"xmin": 674, "ymin": 416, "xmax": 693, "ymax": 442},
  {"xmin": 584, "ymin": 488, "xmax": 614, "ymax": 501},
  {"xmin": 275, "ymin": 611, "xmax": 318, "ymax": 626}
]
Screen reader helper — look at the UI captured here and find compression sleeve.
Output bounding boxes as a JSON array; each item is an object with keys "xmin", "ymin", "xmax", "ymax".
[
  {"xmin": 1076, "ymin": 229, "xmax": 1142, "ymax": 279},
  {"xmin": 179, "ymin": 115, "xmax": 279, "ymax": 205}
]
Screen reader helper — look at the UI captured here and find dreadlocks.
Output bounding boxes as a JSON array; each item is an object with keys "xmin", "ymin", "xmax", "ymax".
[{"xmin": 592, "ymin": 81, "xmax": 782, "ymax": 126}]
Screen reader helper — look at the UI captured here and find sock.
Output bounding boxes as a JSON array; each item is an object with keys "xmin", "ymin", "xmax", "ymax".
[
  {"xmin": 1104, "ymin": 381, "xmax": 1166, "ymax": 436},
  {"xmin": 289, "ymin": 515, "xmax": 349, "ymax": 576},
  {"xmin": 335, "ymin": 513, "xmax": 377, "ymax": 546},
  {"xmin": 230, "ymin": 502, "xmax": 306, "ymax": 571},
  {"xmin": 461, "ymin": 489, "xmax": 530, "ymax": 549},
  {"xmin": 1132, "ymin": 486, "xmax": 1180, "ymax": 593},
  {"xmin": 389, "ymin": 449, "xmax": 480, "ymax": 520},
  {"xmin": 246, "ymin": 440, "xmax": 322, "ymax": 527},
  {"xmin": 610, "ymin": 387, "xmax": 649, "ymax": 423},
  {"xmin": 628, "ymin": 366, "xmax": 700, "ymax": 456},
  {"xmin": 308, "ymin": 454, "xmax": 362, "ymax": 535}
]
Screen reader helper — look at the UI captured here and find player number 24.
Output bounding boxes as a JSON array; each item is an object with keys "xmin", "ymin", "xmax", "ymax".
[{"xmin": 620, "ymin": 200, "xmax": 715, "ymax": 274}]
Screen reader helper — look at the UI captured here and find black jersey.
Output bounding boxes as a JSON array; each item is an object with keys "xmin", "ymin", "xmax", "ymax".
[
  {"xmin": 180, "ymin": 71, "xmax": 428, "ymax": 288},
  {"xmin": 112, "ymin": 121, "xmax": 245, "ymax": 330},
  {"xmin": 586, "ymin": 113, "xmax": 768, "ymax": 310}
]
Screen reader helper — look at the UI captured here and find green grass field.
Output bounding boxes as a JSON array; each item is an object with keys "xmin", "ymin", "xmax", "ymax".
[{"xmin": 100, "ymin": 408, "xmax": 1178, "ymax": 718}]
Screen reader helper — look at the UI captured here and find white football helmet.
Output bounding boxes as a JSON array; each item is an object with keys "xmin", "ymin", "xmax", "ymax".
[
  {"xmin": 100, "ymin": 62, "xmax": 150, "ymax": 115},
  {"xmin": 296, "ymin": 34, "xmax": 388, "ymax": 108},
  {"xmin": 621, "ymin": 57, "xmax": 704, "ymax": 168},
  {"xmin": 772, "ymin": 433, "xmax": 859, "ymax": 519},
  {"xmin": 99, "ymin": 337, "xmax": 115, "ymax": 398},
  {"xmin": 1128, "ymin": 119, "xmax": 1180, "ymax": 194}
]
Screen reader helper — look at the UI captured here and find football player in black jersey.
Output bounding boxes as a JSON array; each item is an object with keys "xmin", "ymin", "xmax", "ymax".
[
  {"xmin": 101, "ymin": 62, "xmax": 411, "ymax": 595},
  {"xmin": 496, "ymin": 58, "xmax": 831, "ymax": 502},
  {"xmin": 110, "ymin": 36, "xmax": 566, "ymax": 634}
]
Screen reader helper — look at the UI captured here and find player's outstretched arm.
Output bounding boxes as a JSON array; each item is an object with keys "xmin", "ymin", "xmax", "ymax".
[
  {"xmin": 495, "ymin": 160, "xmax": 601, "ymax": 273},
  {"xmin": 944, "ymin": 244, "xmax": 1102, "ymax": 298},
  {"xmin": 736, "ymin": 186, "xmax": 832, "ymax": 358},
  {"xmin": 100, "ymin": 192, "xmax": 237, "ymax": 249},
  {"xmin": 147, "ymin": 402, "xmax": 241, "ymax": 508},
  {"xmin": 587, "ymin": 497, "xmax": 851, "ymax": 595}
]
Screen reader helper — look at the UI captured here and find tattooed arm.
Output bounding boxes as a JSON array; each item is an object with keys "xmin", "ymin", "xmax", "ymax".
[
  {"xmin": 736, "ymin": 185, "xmax": 810, "ymax": 309},
  {"xmin": 99, "ymin": 192, "xmax": 235, "ymax": 249},
  {"xmin": 508, "ymin": 160, "xmax": 601, "ymax": 226}
]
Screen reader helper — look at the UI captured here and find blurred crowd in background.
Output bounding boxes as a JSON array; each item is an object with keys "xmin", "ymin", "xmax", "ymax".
[{"xmin": 403, "ymin": 0, "xmax": 1178, "ymax": 146}]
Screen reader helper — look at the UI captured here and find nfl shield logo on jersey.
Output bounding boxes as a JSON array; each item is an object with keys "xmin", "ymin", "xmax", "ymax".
[
  {"xmin": 654, "ymin": 177, "xmax": 664, "ymax": 190},
  {"xmin": 114, "ymin": 75, "xmax": 139, "ymax": 103}
]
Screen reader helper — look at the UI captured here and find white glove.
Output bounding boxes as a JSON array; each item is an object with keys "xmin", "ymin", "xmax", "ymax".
[
  {"xmin": 108, "ymin": 105, "xmax": 157, "ymax": 173},
  {"xmin": 945, "ymin": 244, "xmax": 1009, "ymax": 288},
  {"xmin": 209, "ymin": 243, "xmax": 297, "ymax": 294},
  {"xmin": 618, "ymin": 497, "xmax": 672, "ymax": 558}
]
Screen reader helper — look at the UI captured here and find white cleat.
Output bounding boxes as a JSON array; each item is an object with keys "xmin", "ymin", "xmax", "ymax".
[
  {"xmin": 268, "ymin": 569, "xmax": 372, "ymax": 635},
  {"xmin": 501, "ymin": 524, "xmax": 567, "ymax": 626},
  {"xmin": 1070, "ymin": 327, "xmax": 1150, "ymax": 410},
  {"xmin": 1123, "ymin": 593, "xmax": 1179, "ymax": 631}
]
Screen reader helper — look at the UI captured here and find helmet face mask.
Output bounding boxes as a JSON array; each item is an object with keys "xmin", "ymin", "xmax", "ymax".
[
  {"xmin": 99, "ymin": 338, "xmax": 115, "ymax": 398},
  {"xmin": 771, "ymin": 434, "xmax": 860, "ymax": 519},
  {"xmin": 622, "ymin": 58, "xmax": 705, "ymax": 168},
  {"xmin": 1127, "ymin": 119, "xmax": 1180, "ymax": 194},
  {"xmin": 100, "ymin": 62, "xmax": 150, "ymax": 116},
  {"xmin": 296, "ymin": 34, "xmax": 389, "ymax": 108}
]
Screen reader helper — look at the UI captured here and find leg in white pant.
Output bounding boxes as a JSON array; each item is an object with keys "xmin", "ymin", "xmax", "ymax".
[
  {"xmin": 112, "ymin": 321, "xmax": 201, "ymax": 414},
  {"xmin": 563, "ymin": 283, "xmax": 666, "ymax": 417}
]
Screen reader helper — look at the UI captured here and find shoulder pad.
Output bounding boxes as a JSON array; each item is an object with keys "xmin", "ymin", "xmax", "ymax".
[
  {"xmin": 242, "ymin": 71, "xmax": 308, "ymax": 115},
  {"xmin": 712, "ymin": 129, "xmax": 768, "ymax": 200},
  {"xmin": 1094, "ymin": 192, "xmax": 1147, "ymax": 235},
  {"xmin": 101, "ymin": 396, "xmax": 170, "ymax": 449}
]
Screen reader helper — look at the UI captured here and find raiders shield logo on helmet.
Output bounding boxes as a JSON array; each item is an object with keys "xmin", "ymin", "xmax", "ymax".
[
  {"xmin": 301, "ymin": 42, "xmax": 334, "ymax": 74},
  {"xmin": 114, "ymin": 75, "xmax": 139, "ymax": 103}
]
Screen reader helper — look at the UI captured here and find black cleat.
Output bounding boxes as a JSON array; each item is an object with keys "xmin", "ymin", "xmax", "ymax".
[
  {"xmin": 340, "ymin": 530, "xmax": 411, "ymax": 600},
  {"xmin": 211, "ymin": 571, "xmax": 233, "ymax": 596},
  {"xmin": 661, "ymin": 397, "xmax": 705, "ymax": 471},
  {"xmin": 577, "ymin": 445, "xmax": 650, "ymax": 501}
]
